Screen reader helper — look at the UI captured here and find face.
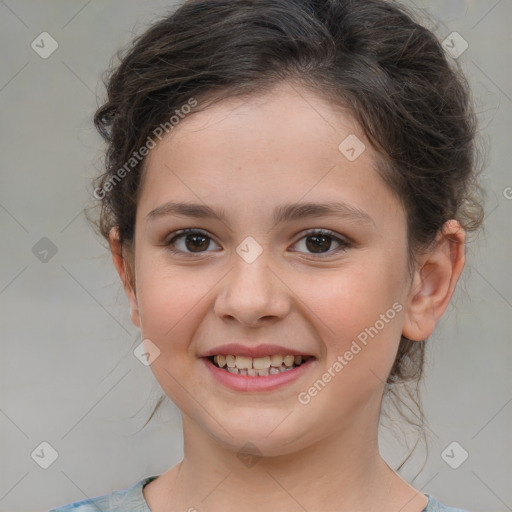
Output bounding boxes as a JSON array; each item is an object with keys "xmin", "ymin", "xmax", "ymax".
[{"xmin": 118, "ymin": 82, "xmax": 418, "ymax": 456}]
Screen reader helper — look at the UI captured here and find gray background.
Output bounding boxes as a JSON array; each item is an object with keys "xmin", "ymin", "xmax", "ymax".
[{"xmin": 0, "ymin": 1, "xmax": 510, "ymax": 511}]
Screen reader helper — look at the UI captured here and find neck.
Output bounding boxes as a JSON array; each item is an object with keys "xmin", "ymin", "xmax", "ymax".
[{"xmin": 150, "ymin": 397, "xmax": 424, "ymax": 512}]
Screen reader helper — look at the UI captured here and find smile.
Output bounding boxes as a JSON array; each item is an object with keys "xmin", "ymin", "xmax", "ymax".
[
  {"xmin": 203, "ymin": 354, "xmax": 316, "ymax": 392},
  {"xmin": 210, "ymin": 354, "xmax": 311, "ymax": 376}
]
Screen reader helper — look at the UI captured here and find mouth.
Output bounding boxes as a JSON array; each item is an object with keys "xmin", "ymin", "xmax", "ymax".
[
  {"xmin": 201, "ymin": 344, "xmax": 317, "ymax": 391},
  {"xmin": 207, "ymin": 354, "xmax": 313, "ymax": 376}
]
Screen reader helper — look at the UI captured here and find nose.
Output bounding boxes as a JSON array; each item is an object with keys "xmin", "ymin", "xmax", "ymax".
[{"xmin": 214, "ymin": 251, "xmax": 291, "ymax": 327}]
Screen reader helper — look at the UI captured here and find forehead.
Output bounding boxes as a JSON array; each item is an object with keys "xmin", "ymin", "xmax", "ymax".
[
  {"xmin": 157, "ymin": 82, "xmax": 360, "ymax": 164},
  {"xmin": 137, "ymin": 82, "xmax": 404, "ymax": 230}
]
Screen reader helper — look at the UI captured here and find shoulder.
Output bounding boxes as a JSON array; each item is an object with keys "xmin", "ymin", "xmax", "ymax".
[
  {"xmin": 424, "ymin": 494, "xmax": 470, "ymax": 512},
  {"xmin": 48, "ymin": 476, "xmax": 159, "ymax": 512}
]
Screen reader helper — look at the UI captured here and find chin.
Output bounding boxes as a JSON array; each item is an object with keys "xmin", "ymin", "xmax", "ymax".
[{"xmin": 207, "ymin": 418, "xmax": 314, "ymax": 458}]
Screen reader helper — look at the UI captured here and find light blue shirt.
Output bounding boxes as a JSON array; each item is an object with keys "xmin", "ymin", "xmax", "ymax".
[{"xmin": 48, "ymin": 475, "xmax": 470, "ymax": 512}]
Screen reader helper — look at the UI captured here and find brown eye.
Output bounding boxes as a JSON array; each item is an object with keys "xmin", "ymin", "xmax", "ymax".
[
  {"xmin": 166, "ymin": 229, "xmax": 220, "ymax": 255},
  {"xmin": 305, "ymin": 233, "xmax": 333, "ymax": 253},
  {"xmin": 292, "ymin": 229, "xmax": 350, "ymax": 257},
  {"xmin": 184, "ymin": 233, "xmax": 209, "ymax": 252},
  {"xmin": 164, "ymin": 228, "xmax": 350, "ymax": 258}
]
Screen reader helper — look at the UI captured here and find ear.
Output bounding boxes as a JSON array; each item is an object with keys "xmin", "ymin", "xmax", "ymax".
[
  {"xmin": 402, "ymin": 220, "xmax": 465, "ymax": 342},
  {"xmin": 109, "ymin": 227, "xmax": 140, "ymax": 328}
]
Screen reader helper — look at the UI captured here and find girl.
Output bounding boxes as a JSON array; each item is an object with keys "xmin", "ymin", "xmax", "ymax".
[{"xmin": 50, "ymin": 0, "xmax": 483, "ymax": 510}]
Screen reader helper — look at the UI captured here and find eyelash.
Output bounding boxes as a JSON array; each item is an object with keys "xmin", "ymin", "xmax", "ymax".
[{"xmin": 164, "ymin": 228, "xmax": 351, "ymax": 258}]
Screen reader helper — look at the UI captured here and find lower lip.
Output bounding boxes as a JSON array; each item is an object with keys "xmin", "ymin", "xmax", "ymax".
[{"xmin": 202, "ymin": 357, "xmax": 315, "ymax": 392}]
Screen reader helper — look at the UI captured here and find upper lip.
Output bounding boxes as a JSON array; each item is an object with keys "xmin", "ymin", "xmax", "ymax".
[{"xmin": 201, "ymin": 343, "xmax": 315, "ymax": 359}]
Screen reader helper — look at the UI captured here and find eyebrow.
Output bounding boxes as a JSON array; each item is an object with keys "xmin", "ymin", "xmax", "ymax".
[{"xmin": 146, "ymin": 200, "xmax": 375, "ymax": 226}]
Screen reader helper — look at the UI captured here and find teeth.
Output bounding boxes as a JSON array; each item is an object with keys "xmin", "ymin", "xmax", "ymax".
[
  {"xmin": 269, "ymin": 355, "xmax": 284, "ymax": 367},
  {"xmin": 235, "ymin": 355, "xmax": 252, "ymax": 370},
  {"xmin": 210, "ymin": 353, "xmax": 310, "ymax": 376},
  {"xmin": 283, "ymin": 355, "xmax": 295, "ymax": 367},
  {"xmin": 253, "ymin": 356, "xmax": 270, "ymax": 370}
]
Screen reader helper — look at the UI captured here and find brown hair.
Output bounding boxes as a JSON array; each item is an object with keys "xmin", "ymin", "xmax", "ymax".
[{"xmin": 88, "ymin": 0, "xmax": 484, "ymax": 471}]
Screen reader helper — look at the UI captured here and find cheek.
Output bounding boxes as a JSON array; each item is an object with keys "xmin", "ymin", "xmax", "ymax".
[
  {"xmin": 135, "ymin": 264, "xmax": 210, "ymax": 410},
  {"xmin": 295, "ymin": 260, "xmax": 406, "ymax": 377},
  {"xmin": 292, "ymin": 270, "xmax": 405, "ymax": 427},
  {"xmin": 135, "ymin": 260, "xmax": 206, "ymax": 352},
  {"xmin": 301, "ymin": 260, "xmax": 404, "ymax": 330}
]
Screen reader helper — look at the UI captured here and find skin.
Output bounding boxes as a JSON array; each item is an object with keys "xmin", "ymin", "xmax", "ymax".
[{"xmin": 109, "ymin": 81, "xmax": 465, "ymax": 512}]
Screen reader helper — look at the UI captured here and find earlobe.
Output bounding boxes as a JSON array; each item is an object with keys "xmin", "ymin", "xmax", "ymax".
[
  {"xmin": 402, "ymin": 220, "xmax": 465, "ymax": 342},
  {"xmin": 109, "ymin": 227, "xmax": 141, "ymax": 328}
]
